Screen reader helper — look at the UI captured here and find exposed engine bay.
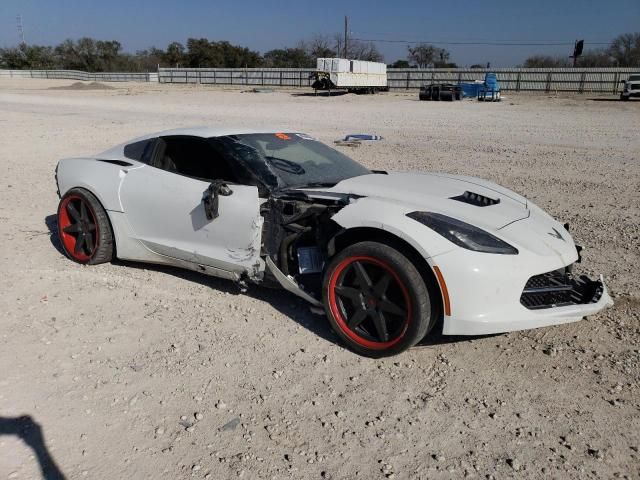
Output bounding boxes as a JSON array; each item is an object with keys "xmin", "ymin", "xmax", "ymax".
[{"xmin": 259, "ymin": 190, "xmax": 358, "ymax": 303}]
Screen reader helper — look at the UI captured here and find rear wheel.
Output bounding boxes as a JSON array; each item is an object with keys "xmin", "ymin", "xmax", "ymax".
[
  {"xmin": 323, "ymin": 241, "xmax": 435, "ymax": 357},
  {"xmin": 57, "ymin": 188, "xmax": 114, "ymax": 265}
]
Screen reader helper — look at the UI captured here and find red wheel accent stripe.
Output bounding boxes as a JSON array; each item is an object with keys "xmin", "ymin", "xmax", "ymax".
[{"xmin": 328, "ymin": 256, "xmax": 412, "ymax": 350}]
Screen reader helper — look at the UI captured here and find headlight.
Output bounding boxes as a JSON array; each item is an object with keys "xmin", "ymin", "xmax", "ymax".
[{"xmin": 407, "ymin": 211, "xmax": 518, "ymax": 255}]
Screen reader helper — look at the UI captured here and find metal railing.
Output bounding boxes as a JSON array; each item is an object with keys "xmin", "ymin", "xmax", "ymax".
[
  {"xmin": 158, "ymin": 67, "xmax": 637, "ymax": 93},
  {"xmin": 0, "ymin": 69, "xmax": 157, "ymax": 82},
  {"xmin": 158, "ymin": 68, "xmax": 315, "ymax": 87},
  {"xmin": 2, "ymin": 67, "xmax": 636, "ymax": 93}
]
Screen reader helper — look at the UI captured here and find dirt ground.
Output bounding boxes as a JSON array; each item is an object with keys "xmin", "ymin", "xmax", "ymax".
[{"xmin": 0, "ymin": 79, "xmax": 638, "ymax": 479}]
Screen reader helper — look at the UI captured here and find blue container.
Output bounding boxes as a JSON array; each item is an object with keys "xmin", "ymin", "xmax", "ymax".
[{"xmin": 460, "ymin": 83, "xmax": 481, "ymax": 98}]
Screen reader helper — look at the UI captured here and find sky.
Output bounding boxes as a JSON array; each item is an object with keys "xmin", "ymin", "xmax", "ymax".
[{"xmin": 1, "ymin": 0, "xmax": 638, "ymax": 67}]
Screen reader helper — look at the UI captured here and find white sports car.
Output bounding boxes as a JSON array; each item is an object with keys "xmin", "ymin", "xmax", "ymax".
[{"xmin": 55, "ymin": 128, "xmax": 612, "ymax": 356}]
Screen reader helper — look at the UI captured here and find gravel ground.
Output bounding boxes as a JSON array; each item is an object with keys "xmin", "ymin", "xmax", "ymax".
[{"xmin": 0, "ymin": 79, "xmax": 638, "ymax": 479}]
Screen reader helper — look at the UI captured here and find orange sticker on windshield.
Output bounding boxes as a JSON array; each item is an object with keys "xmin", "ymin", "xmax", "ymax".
[{"xmin": 275, "ymin": 133, "xmax": 291, "ymax": 140}]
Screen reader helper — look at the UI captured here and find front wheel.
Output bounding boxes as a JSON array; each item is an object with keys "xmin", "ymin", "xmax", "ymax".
[
  {"xmin": 57, "ymin": 188, "xmax": 114, "ymax": 265},
  {"xmin": 323, "ymin": 241, "xmax": 435, "ymax": 357}
]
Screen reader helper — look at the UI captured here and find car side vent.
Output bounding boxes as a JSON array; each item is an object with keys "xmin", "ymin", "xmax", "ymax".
[
  {"xmin": 97, "ymin": 159, "xmax": 133, "ymax": 167},
  {"xmin": 450, "ymin": 191, "xmax": 500, "ymax": 207}
]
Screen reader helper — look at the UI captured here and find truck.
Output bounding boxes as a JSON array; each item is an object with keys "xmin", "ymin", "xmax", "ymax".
[
  {"xmin": 312, "ymin": 58, "xmax": 387, "ymax": 94},
  {"xmin": 620, "ymin": 73, "xmax": 640, "ymax": 101}
]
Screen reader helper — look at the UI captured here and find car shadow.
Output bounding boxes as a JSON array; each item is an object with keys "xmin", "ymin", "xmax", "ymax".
[
  {"xmin": 0, "ymin": 415, "xmax": 67, "ymax": 480},
  {"xmin": 44, "ymin": 215, "xmax": 65, "ymax": 256},
  {"xmin": 290, "ymin": 91, "xmax": 349, "ymax": 97},
  {"xmin": 45, "ymin": 213, "xmax": 496, "ymax": 353},
  {"xmin": 416, "ymin": 321, "xmax": 500, "ymax": 347},
  {"xmin": 115, "ymin": 260, "xmax": 340, "ymax": 345},
  {"xmin": 44, "ymin": 214, "xmax": 337, "ymax": 345}
]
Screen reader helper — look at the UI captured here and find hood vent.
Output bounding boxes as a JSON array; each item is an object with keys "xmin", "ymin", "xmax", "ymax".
[{"xmin": 450, "ymin": 190, "xmax": 500, "ymax": 207}]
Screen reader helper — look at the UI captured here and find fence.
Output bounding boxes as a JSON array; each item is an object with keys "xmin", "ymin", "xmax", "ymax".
[
  {"xmin": 158, "ymin": 68, "xmax": 316, "ymax": 87},
  {"xmin": 387, "ymin": 68, "xmax": 636, "ymax": 93},
  {"xmin": 0, "ymin": 69, "xmax": 157, "ymax": 82},
  {"xmin": 158, "ymin": 67, "xmax": 637, "ymax": 93},
  {"xmin": 2, "ymin": 67, "xmax": 635, "ymax": 93}
]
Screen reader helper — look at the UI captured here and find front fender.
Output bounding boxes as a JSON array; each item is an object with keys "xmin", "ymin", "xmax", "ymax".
[{"xmin": 329, "ymin": 197, "xmax": 456, "ymax": 259}]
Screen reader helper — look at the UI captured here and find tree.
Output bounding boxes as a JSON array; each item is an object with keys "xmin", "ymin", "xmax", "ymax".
[
  {"xmin": 300, "ymin": 34, "xmax": 336, "ymax": 58},
  {"xmin": 332, "ymin": 34, "xmax": 383, "ymax": 61},
  {"xmin": 183, "ymin": 39, "xmax": 261, "ymax": 68},
  {"xmin": 0, "ymin": 43, "xmax": 55, "ymax": 69},
  {"xmin": 390, "ymin": 59, "xmax": 410, "ymax": 68},
  {"xmin": 164, "ymin": 42, "xmax": 186, "ymax": 67},
  {"xmin": 53, "ymin": 37, "xmax": 113, "ymax": 71},
  {"xmin": 407, "ymin": 43, "xmax": 451, "ymax": 68},
  {"xmin": 134, "ymin": 47, "xmax": 166, "ymax": 71},
  {"xmin": 608, "ymin": 32, "xmax": 640, "ymax": 66},
  {"xmin": 577, "ymin": 49, "xmax": 614, "ymax": 67},
  {"xmin": 263, "ymin": 48, "xmax": 313, "ymax": 68},
  {"xmin": 95, "ymin": 40, "xmax": 122, "ymax": 70},
  {"xmin": 523, "ymin": 55, "xmax": 570, "ymax": 68}
]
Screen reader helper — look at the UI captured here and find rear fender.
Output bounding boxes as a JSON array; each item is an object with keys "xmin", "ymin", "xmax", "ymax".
[{"xmin": 56, "ymin": 157, "xmax": 140, "ymax": 212}]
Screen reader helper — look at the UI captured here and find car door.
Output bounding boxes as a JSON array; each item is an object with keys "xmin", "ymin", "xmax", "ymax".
[{"xmin": 118, "ymin": 136, "xmax": 263, "ymax": 277}]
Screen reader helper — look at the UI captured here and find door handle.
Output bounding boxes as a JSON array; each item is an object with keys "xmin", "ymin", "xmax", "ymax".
[{"xmin": 203, "ymin": 180, "xmax": 233, "ymax": 221}]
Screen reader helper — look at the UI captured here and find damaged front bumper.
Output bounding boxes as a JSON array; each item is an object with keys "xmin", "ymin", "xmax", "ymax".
[
  {"xmin": 433, "ymin": 239, "xmax": 614, "ymax": 336},
  {"xmin": 442, "ymin": 270, "xmax": 613, "ymax": 336},
  {"xmin": 519, "ymin": 269, "xmax": 606, "ymax": 310}
]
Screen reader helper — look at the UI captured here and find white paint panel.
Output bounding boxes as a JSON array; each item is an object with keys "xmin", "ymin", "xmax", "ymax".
[{"xmin": 119, "ymin": 165, "xmax": 262, "ymax": 273}]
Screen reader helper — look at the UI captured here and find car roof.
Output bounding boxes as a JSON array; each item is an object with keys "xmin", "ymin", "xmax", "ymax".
[
  {"xmin": 132, "ymin": 126, "xmax": 292, "ymax": 141},
  {"xmin": 99, "ymin": 127, "xmax": 301, "ymax": 159}
]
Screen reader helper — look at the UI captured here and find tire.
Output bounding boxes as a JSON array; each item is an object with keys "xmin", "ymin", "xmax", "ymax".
[
  {"xmin": 322, "ymin": 241, "xmax": 435, "ymax": 357},
  {"xmin": 620, "ymin": 94, "xmax": 629, "ymax": 101},
  {"xmin": 57, "ymin": 188, "xmax": 114, "ymax": 265}
]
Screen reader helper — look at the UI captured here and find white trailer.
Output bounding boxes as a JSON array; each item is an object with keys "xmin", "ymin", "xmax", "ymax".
[{"xmin": 312, "ymin": 58, "xmax": 387, "ymax": 93}]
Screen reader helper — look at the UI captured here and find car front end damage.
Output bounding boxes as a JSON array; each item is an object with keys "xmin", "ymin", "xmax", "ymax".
[
  {"xmin": 259, "ymin": 189, "xmax": 354, "ymax": 305},
  {"xmin": 430, "ymin": 211, "xmax": 613, "ymax": 336},
  {"xmin": 257, "ymin": 171, "xmax": 613, "ymax": 337},
  {"xmin": 434, "ymin": 246, "xmax": 612, "ymax": 336}
]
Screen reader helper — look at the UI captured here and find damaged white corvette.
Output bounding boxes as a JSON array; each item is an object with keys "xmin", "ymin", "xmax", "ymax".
[{"xmin": 55, "ymin": 128, "xmax": 612, "ymax": 356}]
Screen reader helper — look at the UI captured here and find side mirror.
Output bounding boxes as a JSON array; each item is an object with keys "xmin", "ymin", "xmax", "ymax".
[
  {"xmin": 620, "ymin": 80, "xmax": 626, "ymax": 83},
  {"xmin": 203, "ymin": 180, "xmax": 233, "ymax": 220}
]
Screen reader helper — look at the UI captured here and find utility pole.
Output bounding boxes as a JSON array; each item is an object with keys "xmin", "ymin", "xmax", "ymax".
[
  {"xmin": 344, "ymin": 16, "xmax": 348, "ymax": 58},
  {"xmin": 16, "ymin": 14, "xmax": 25, "ymax": 44}
]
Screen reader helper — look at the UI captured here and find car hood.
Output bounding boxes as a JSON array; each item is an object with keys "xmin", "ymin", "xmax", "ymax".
[{"xmin": 313, "ymin": 172, "xmax": 530, "ymax": 230}]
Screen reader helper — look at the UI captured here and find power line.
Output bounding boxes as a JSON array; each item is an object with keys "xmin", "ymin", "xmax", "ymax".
[{"xmin": 351, "ymin": 37, "xmax": 610, "ymax": 46}]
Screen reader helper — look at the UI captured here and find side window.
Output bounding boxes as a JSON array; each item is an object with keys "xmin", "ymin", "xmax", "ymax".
[
  {"xmin": 152, "ymin": 136, "xmax": 239, "ymax": 183},
  {"xmin": 123, "ymin": 139, "xmax": 155, "ymax": 164}
]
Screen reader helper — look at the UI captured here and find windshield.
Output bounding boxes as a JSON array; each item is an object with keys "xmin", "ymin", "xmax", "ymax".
[
  {"xmin": 218, "ymin": 133, "xmax": 370, "ymax": 190},
  {"xmin": 629, "ymin": 75, "xmax": 640, "ymax": 82}
]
